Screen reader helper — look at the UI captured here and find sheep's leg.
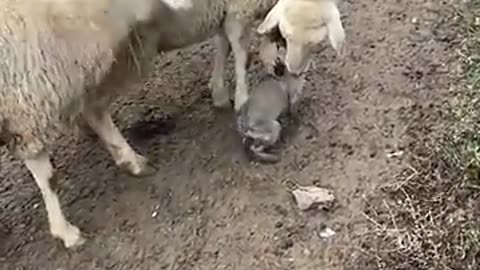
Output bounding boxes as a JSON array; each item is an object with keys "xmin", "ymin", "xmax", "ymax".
[
  {"xmin": 224, "ymin": 18, "xmax": 249, "ymax": 112},
  {"xmin": 286, "ymin": 74, "xmax": 306, "ymax": 116},
  {"xmin": 83, "ymin": 109, "xmax": 156, "ymax": 177},
  {"xmin": 209, "ymin": 32, "xmax": 232, "ymax": 108},
  {"xmin": 25, "ymin": 151, "xmax": 85, "ymax": 248}
]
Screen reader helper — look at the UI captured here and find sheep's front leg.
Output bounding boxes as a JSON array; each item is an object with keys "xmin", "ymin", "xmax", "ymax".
[
  {"xmin": 25, "ymin": 151, "xmax": 85, "ymax": 248},
  {"xmin": 224, "ymin": 18, "xmax": 249, "ymax": 112},
  {"xmin": 209, "ymin": 32, "xmax": 232, "ymax": 108},
  {"xmin": 83, "ymin": 109, "xmax": 156, "ymax": 177},
  {"xmin": 286, "ymin": 74, "xmax": 306, "ymax": 116}
]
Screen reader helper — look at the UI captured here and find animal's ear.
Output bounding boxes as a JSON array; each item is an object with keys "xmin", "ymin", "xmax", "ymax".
[
  {"xmin": 257, "ymin": 0, "xmax": 285, "ymax": 34},
  {"xmin": 326, "ymin": 10, "xmax": 346, "ymax": 57}
]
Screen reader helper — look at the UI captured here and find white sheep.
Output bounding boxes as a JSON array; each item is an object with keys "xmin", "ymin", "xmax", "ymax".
[
  {"xmin": 0, "ymin": 0, "xmax": 346, "ymax": 249},
  {"xmin": 0, "ymin": 0, "xmax": 160, "ymax": 248},
  {"xmin": 156, "ymin": 0, "xmax": 345, "ymax": 112}
]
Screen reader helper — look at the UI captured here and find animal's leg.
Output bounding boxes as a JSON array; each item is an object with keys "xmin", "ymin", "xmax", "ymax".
[
  {"xmin": 258, "ymin": 35, "xmax": 279, "ymax": 75},
  {"xmin": 224, "ymin": 18, "xmax": 249, "ymax": 112},
  {"xmin": 76, "ymin": 116, "xmax": 97, "ymax": 139},
  {"xmin": 83, "ymin": 108, "xmax": 156, "ymax": 177},
  {"xmin": 286, "ymin": 74, "xmax": 306, "ymax": 116},
  {"xmin": 25, "ymin": 151, "xmax": 85, "ymax": 248},
  {"xmin": 210, "ymin": 32, "xmax": 232, "ymax": 108}
]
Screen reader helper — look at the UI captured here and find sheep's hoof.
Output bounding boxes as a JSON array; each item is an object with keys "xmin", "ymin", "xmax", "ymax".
[
  {"xmin": 209, "ymin": 80, "xmax": 232, "ymax": 109},
  {"xmin": 120, "ymin": 155, "xmax": 157, "ymax": 177},
  {"xmin": 212, "ymin": 96, "xmax": 232, "ymax": 109},
  {"xmin": 64, "ymin": 234, "xmax": 86, "ymax": 249},
  {"xmin": 53, "ymin": 224, "xmax": 86, "ymax": 249},
  {"xmin": 234, "ymin": 96, "xmax": 248, "ymax": 112}
]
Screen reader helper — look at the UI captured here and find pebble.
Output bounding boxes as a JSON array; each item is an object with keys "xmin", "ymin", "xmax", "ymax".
[{"xmin": 318, "ymin": 227, "xmax": 336, "ymax": 238}]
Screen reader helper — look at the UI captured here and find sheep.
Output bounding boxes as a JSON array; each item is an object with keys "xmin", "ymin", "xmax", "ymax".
[
  {"xmin": 152, "ymin": 0, "xmax": 278, "ymax": 112},
  {"xmin": 0, "ymin": 0, "xmax": 162, "ymax": 248},
  {"xmin": 155, "ymin": 0, "xmax": 346, "ymax": 112}
]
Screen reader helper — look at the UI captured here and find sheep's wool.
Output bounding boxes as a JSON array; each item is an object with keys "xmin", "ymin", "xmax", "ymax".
[{"xmin": 161, "ymin": 0, "xmax": 193, "ymax": 10}]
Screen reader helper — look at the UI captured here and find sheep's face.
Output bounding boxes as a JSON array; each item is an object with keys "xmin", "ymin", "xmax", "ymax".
[
  {"xmin": 257, "ymin": 0, "xmax": 346, "ymax": 75},
  {"xmin": 279, "ymin": 21, "xmax": 329, "ymax": 75}
]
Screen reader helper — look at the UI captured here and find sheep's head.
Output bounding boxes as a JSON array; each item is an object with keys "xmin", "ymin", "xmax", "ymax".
[{"xmin": 257, "ymin": 0, "xmax": 346, "ymax": 75}]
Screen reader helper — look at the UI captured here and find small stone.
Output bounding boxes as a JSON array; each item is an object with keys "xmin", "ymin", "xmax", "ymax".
[
  {"xmin": 318, "ymin": 227, "xmax": 336, "ymax": 238},
  {"xmin": 291, "ymin": 185, "xmax": 335, "ymax": 211},
  {"xmin": 386, "ymin": 150, "xmax": 404, "ymax": 158}
]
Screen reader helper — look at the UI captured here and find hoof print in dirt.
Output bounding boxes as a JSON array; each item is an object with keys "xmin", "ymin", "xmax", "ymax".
[
  {"xmin": 291, "ymin": 185, "xmax": 335, "ymax": 211},
  {"xmin": 127, "ymin": 117, "xmax": 175, "ymax": 142}
]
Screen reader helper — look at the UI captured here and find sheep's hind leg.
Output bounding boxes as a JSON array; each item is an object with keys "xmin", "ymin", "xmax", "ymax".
[
  {"xmin": 83, "ymin": 109, "xmax": 156, "ymax": 177},
  {"xmin": 224, "ymin": 18, "xmax": 249, "ymax": 112},
  {"xmin": 209, "ymin": 32, "xmax": 232, "ymax": 108},
  {"xmin": 25, "ymin": 151, "xmax": 85, "ymax": 248}
]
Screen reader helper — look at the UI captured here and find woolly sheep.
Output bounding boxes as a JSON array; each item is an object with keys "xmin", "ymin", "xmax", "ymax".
[
  {"xmin": 156, "ymin": 0, "xmax": 345, "ymax": 111},
  {"xmin": 0, "ymin": 0, "xmax": 161, "ymax": 248}
]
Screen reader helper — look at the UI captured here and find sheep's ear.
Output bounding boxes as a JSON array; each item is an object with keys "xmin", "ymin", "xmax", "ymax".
[
  {"xmin": 326, "ymin": 10, "xmax": 346, "ymax": 57},
  {"xmin": 257, "ymin": 1, "xmax": 284, "ymax": 34}
]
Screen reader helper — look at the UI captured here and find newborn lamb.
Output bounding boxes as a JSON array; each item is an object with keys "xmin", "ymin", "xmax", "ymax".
[{"xmin": 236, "ymin": 61, "xmax": 302, "ymax": 163}]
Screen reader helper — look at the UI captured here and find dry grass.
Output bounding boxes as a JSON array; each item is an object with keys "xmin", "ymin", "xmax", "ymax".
[
  {"xmin": 347, "ymin": 132, "xmax": 480, "ymax": 270},
  {"xmin": 342, "ymin": 2, "xmax": 480, "ymax": 270}
]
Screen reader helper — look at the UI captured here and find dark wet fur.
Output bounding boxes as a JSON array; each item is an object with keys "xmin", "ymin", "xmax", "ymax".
[
  {"xmin": 236, "ymin": 61, "xmax": 290, "ymax": 164},
  {"xmin": 266, "ymin": 26, "xmax": 286, "ymax": 49},
  {"xmin": 273, "ymin": 57, "xmax": 286, "ymax": 77},
  {"xmin": 241, "ymin": 137, "xmax": 281, "ymax": 163}
]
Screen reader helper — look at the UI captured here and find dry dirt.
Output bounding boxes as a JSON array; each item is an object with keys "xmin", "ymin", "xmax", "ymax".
[{"xmin": 0, "ymin": 0, "xmax": 466, "ymax": 269}]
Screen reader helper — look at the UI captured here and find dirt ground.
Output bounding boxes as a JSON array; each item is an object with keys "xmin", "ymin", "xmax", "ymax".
[{"xmin": 0, "ymin": 0, "xmax": 466, "ymax": 269}]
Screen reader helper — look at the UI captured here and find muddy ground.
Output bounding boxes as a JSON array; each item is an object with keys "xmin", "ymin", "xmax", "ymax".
[{"xmin": 0, "ymin": 0, "xmax": 466, "ymax": 269}]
